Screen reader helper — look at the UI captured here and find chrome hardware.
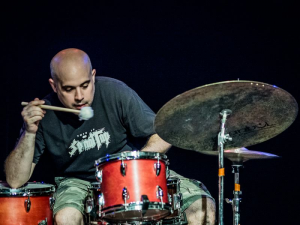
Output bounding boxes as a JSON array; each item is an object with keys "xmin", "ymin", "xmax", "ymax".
[
  {"xmin": 49, "ymin": 197, "xmax": 55, "ymax": 210},
  {"xmin": 122, "ymin": 187, "xmax": 130, "ymax": 209},
  {"xmin": 141, "ymin": 195, "xmax": 150, "ymax": 211},
  {"xmin": 25, "ymin": 195, "xmax": 31, "ymax": 212},
  {"xmin": 121, "ymin": 160, "xmax": 127, "ymax": 176},
  {"xmin": 98, "ymin": 193, "xmax": 105, "ymax": 207},
  {"xmin": 166, "ymin": 166, "xmax": 170, "ymax": 179},
  {"xmin": 168, "ymin": 193, "xmax": 172, "ymax": 204},
  {"xmin": 173, "ymin": 192, "xmax": 182, "ymax": 210},
  {"xmin": 96, "ymin": 168, "xmax": 103, "ymax": 183},
  {"xmin": 225, "ymin": 198, "xmax": 233, "ymax": 204},
  {"xmin": 38, "ymin": 218, "xmax": 48, "ymax": 225},
  {"xmin": 154, "ymin": 161, "xmax": 161, "ymax": 176},
  {"xmin": 85, "ymin": 196, "xmax": 94, "ymax": 213},
  {"xmin": 97, "ymin": 193, "xmax": 105, "ymax": 217},
  {"xmin": 156, "ymin": 186, "xmax": 164, "ymax": 208}
]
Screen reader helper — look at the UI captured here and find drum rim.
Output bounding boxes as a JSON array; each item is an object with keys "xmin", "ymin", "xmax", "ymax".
[
  {"xmin": 101, "ymin": 201, "xmax": 172, "ymax": 221},
  {"xmin": 95, "ymin": 151, "xmax": 168, "ymax": 166},
  {"xmin": 0, "ymin": 182, "xmax": 56, "ymax": 196}
]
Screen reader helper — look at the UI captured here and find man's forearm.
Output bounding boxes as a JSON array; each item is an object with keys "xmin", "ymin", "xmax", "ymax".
[
  {"xmin": 141, "ymin": 134, "xmax": 172, "ymax": 153},
  {"xmin": 5, "ymin": 132, "xmax": 36, "ymax": 188}
]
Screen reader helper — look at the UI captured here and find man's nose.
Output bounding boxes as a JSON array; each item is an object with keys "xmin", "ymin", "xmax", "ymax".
[{"xmin": 75, "ymin": 87, "xmax": 84, "ymax": 101}]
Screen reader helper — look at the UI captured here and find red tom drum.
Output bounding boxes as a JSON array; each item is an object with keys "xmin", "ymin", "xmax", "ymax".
[
  {"xmin": 0, "ymin": 182, "xmax": 55, "ymax": 225},
  {"xmin": 94, "ymin": 151, "xmax": 171, "ymax": 223}
]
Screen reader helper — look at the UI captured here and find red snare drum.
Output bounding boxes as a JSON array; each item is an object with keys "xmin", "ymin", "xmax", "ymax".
[
  {"xmin": 0, "ymin": 182, "xmax": 55, "ymax": 225},
  {"xmin": 94, "ymin": 151, "xmax": 171, "ymax": 223}
]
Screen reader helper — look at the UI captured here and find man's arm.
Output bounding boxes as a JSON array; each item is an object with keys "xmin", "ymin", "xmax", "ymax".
[
  {"xmin": 141, "ymin": 134, "xmax": 172, "ymax": 153},
  {"xmin": 5, "ymin": 98, "xmax": 45, "ymax": 188},
  {"xmin": 5, "ymin": 132, "xmax": 37, "ymax": 188}
]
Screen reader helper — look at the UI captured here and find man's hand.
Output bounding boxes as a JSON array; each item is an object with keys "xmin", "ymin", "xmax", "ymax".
[{"xmin": 21, "ymin": 98, "xmax": 46, "ymax": 134}]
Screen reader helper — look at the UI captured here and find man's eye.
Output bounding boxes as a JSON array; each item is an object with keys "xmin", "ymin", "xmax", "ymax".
[
  {"xmin": 82, "ymin": 84, "xmax": 89, "ymax": 89},
  {"xmin": 64, "ymin": 88, "xmax": 73, "ymax": 92}
]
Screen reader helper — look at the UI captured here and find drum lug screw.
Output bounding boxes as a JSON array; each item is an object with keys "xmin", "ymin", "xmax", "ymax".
[
  {"xmin": 122, "ymin": 187, "xmax": 130, "ymax": 209},
  {"xmin": 168, "ymin": 193, "xmax": 172, "ymax": 204},
  {"xmin": 173, "ymin": 193, "xmax": 182, "ymax": 210},
  {"xmin": 120, "ymin": 160, "xmax": 127, "ymax": 176},
  {"xmin": 96, "ymin": 169, "xmax": 103, "ymax": 183},
  {"xmin": 24, "ymin": 193, "xmax": 31, "ymax": 212},
  {"xmin": 49, "ymin": 197, "xmax": 55, "ymax": 210},
  {"xmin": 156, "ymin": 186, "xmax": 164, "ymax": 208},
  {"xmin": 98, "ymin": 193, "xmax": 105, "ymax": 207},
  {"xmin": 85, "ymin": 196, "xmax": 94, "ymax": 213},
  {"xmin": 154, "ymin": 160, "xmax": 161, "ymax": 176}
]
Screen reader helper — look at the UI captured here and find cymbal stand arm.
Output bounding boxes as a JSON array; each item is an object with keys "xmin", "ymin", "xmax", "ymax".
[{"xmin": 218, "ymin": 109, "xmax": 232, "ymax": 225}]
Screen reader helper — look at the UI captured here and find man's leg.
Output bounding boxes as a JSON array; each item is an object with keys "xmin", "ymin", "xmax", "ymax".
[
  {"xmin": 168, "ymin": 170, "xmax": 216, "ymax": 225},
  {"xmin": 185, "ymin": 197, "xmax": 216, "ymax": 225},
  {"xmin": 53, "ymin": 177, "xmax": 91, "ymax": 225},
  {"xmin": 54, "ymin": 207, "xmax": 84, "ymax": 225}
]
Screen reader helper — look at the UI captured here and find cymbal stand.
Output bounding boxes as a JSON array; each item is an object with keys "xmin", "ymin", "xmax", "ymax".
[
  {"xmin": 217, "ymin": 109, "xmax": 232, "ymax": 225},
  {"xmin": 226, "ymin": 162, "xmax": 242, "ymax": 225}
]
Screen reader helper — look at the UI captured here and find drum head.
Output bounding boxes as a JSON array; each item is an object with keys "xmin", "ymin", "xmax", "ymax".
[{"xmin": 0, "ymin": 182, "xmax": 55, "ymax": 196}]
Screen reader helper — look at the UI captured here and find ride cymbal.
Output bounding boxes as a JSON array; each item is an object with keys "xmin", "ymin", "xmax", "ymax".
[{"xmin": 155, "ymin": 80, "xmax": 298, "ymax": 151}]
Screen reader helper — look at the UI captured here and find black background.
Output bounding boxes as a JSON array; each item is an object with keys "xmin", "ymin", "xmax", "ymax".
[{"xmin": 2, "ymin": 1, "xmax": 299, "ymax": 224}]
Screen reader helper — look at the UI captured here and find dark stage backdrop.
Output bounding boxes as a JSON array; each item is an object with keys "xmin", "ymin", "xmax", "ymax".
[{"xmin": 2, "ymin": 1, "xmax": 299, "ymax": 224}]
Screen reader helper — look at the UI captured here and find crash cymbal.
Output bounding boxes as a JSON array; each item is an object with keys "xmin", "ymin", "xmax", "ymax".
[
  {"xmin": 155, "ymin": 80, "xmax": 298, "ymax": 151},
  {"xmin": 200, "ymin": 147, "xmax": 279, "ymax": 163}
]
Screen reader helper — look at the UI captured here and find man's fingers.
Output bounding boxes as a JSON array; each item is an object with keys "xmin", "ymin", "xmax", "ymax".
[
  {"xmin": 22, "ymin": 107, "xmax": 45, "ymax": 118},
  {"xmin": 29, "ymin": 99, "xmax": 45, "ymax": 106},
  {"xmin": 24, "ymin": 115, "xmax": 44, "ymax": 125}
]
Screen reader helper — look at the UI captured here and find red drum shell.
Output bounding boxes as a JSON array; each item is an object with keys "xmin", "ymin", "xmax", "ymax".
[
  {"xmin": 101, "ymin": 159, "xmax": 168, "ymax": 206},
  {"xmin": 95, "ymin": 151, "xmax": 171, "ymax": 222},
  {"xmin": 0, "ymin": 182, "xmax": 55, "ymax": 225}
]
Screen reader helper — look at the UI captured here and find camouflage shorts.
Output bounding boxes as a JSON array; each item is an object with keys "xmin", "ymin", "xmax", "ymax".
[
  {"xmin": 169, "ymin": 170, "xmax": 215, "ymax": 211},
  {"xmin": 53, "ymin": 177, "xmax": 92, "ymax": 215}
]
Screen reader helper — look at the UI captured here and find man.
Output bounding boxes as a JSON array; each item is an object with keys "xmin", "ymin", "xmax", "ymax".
[{"xmin": 5, "ymin": 48, "xmax": 215, "ymax": 225}]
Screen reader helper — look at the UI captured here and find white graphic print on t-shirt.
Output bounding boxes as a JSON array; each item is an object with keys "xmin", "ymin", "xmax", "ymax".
[{"xmin": 68, "ymin": 128, "xmax": 111, "ymax": 157}]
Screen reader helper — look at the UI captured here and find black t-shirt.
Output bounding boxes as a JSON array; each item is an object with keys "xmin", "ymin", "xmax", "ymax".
[{"xmin": 31, "ymin": 76, "xmax": 156, "ymax": 181}]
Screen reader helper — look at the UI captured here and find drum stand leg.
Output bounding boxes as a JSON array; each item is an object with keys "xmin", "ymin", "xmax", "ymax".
[
  {"xmin": 217, "ymin": 109, "xmax": 232, "ymax": 225},
  {"xmin": 226, "ymin": 163, "xmax": 242, "ymax": 225}
]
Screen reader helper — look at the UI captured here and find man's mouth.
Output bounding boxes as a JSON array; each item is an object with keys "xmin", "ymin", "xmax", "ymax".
[{"xmin": 74, "ymin": 103, "xmax": 88, "ymax": 109}]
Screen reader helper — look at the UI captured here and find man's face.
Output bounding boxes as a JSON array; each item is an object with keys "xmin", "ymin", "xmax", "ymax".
[{"xmin": 50, "ymin": 68, "xmax": 96, "ymax": 110}]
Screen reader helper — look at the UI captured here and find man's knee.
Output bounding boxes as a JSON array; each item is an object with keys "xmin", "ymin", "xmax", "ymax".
[
  {"xmin": 54, "ymin": 207, "xmax": 84, "ymax": 225},
  {"xmin": 185, "ymin": 197, "xmax": 216, "ymax": 225}
]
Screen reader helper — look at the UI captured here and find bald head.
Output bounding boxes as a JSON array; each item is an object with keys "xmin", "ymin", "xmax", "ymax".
[
  {"xmin": 48, "ymin": 48, "xmax": 96, "ymax": 109},
  {"xmin": 50, "ymin": 48, "xmax": 92, "ymax": 82}
]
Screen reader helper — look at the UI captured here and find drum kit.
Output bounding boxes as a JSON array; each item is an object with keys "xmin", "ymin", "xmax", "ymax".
[{"xmin": 0, "ymin": 80, "xmax": 298, "ymax": 225}]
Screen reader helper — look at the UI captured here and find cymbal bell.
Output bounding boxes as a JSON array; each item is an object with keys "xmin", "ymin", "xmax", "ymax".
[
  {"xmin": 200, "ymin": 147, "xmax": 279, "ymax": 163},
  {"xmin": 155, "ymin": 80, "xmax": 298, "ymax": 151}
]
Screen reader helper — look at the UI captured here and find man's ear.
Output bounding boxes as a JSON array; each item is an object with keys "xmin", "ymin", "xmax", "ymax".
[
  {"xmin": 49, "ymin": 78, "xmax": 57, "ymax": 93},
  {"xmin": 92, "ymin": 69, "xmax": 96, "ymax": 83}
]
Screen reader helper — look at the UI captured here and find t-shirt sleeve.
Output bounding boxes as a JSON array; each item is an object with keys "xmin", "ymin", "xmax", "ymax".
[{"xmin": 119, "ymin": 85, "xmax": 156, "ymax": 138}]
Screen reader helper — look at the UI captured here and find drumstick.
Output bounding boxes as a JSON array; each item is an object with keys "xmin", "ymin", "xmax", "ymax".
[
  {"xmin": 21, "ymin": 102, "xmax": 80, "ymax": 114},
  {"xmin": 21, "ymin": 102, "xmax": 94, "ymax": 120}
]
